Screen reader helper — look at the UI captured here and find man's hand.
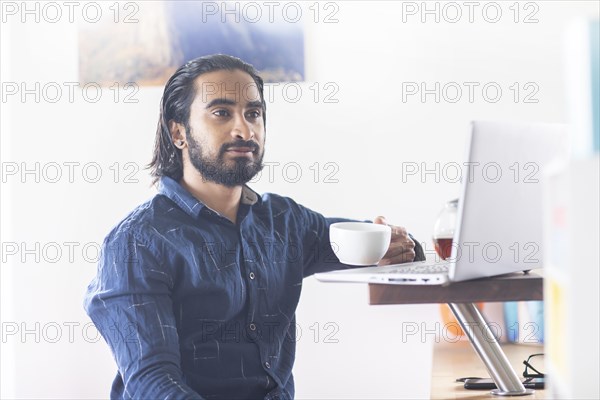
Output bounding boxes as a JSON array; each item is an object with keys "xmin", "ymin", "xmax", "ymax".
[{"xmin": 374, "ymin": 216, "xmax": 416, "ymax": 265}]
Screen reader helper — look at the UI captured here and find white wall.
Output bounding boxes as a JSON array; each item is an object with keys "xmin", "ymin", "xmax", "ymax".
[{"xmin": 1, "ymin": 1, "xmax": 598, "ymax": 399}]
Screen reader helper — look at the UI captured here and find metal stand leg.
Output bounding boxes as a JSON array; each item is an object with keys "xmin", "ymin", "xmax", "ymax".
[{"xmin": 448, "ymin": 303, "xmax": 535, "ymax": 396}]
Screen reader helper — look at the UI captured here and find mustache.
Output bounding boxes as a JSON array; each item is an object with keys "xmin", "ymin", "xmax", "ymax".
[{"xmin": 220, "ymin": 140, "xmax": 260, "ymax": 153}]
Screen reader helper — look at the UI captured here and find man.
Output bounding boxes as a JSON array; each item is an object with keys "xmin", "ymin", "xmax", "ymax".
[{"xmin": 84, "ymin": 54, "xmax": 424, "ymax": 399}]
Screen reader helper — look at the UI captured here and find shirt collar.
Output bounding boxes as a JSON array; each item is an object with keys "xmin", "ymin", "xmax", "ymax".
[{"xmin": 158, "ymin": 176, "xmax": 260, "ymax": 219}]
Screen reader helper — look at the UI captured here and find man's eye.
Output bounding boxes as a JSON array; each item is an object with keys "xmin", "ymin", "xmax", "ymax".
[
  {"xmin": 246, "ymin": 110, "xmax": 261, "ymax": 119},
  {"xmin": 213, "ymin": 109, "xmax": 229, "ymax": 117}
]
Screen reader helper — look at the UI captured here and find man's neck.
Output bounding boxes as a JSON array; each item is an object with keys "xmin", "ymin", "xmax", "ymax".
[{"xmin": 179, "ymin": 173, "xmax": 242, "ymax": 224}]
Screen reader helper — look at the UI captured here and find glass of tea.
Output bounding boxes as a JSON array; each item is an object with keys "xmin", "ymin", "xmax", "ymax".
[{"xmin": 432, "ymin": 199, "xmax": 458, "ymax": 260}]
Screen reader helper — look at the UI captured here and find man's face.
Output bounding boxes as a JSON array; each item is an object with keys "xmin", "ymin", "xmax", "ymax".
[{"xmin": 183, "ymin": 69, "xmax": 265, "ymax": 187}]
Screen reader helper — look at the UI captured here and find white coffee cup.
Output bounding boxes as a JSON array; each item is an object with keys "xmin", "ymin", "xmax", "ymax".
[{"xmin": 329, "ymin": 222, "xmax": 392, "ymax": 266}]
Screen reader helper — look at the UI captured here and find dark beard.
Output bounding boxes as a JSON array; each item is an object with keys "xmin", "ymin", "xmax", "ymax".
[{"xmin": 187, "ymin": 134, "xmax": 264, "ymax": 188}]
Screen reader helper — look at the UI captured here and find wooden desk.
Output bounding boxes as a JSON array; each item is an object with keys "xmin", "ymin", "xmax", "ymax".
[
  {"xmin": 368, "ymin": 271, "xmax": 543, "ymax": 396},
  {"xmin": 368, "ymin": 271, "xmax": 543, "ymax": 305},
  {"xmin": 431, "ymin": 341, "xmax": 546, "ymax": 399}
]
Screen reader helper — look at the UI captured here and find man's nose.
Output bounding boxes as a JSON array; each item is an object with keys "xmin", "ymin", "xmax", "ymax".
[{"xmin": 231, "ymin": 113, "xmax": 254, "ymax": 140}]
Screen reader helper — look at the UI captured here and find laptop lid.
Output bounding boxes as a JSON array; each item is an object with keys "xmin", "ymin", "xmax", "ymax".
[{"xmin": 449, "ymin": 120, "xmax": 569, "ymax": 281}]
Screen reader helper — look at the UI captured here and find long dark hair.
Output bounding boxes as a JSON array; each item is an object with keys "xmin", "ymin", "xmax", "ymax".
[{"xmin": 147, "ymin": 54, "xmax": 266, "ymax": 185}]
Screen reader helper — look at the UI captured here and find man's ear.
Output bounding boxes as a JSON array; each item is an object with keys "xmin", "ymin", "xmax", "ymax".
[{"xmin": 169, "ymin": 120, "xmax": 186, "ymax": 147}]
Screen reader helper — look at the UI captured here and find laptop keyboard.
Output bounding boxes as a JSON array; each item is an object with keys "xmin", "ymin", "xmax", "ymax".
[{"xmin": 385, "ymin": 262, "xmax": 449, "ymax": 274}]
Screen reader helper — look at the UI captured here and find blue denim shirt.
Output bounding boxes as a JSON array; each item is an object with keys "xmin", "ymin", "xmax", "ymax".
[{"xmin": 84, "ymin": 176, "xmax": 359, "ymax": 399}]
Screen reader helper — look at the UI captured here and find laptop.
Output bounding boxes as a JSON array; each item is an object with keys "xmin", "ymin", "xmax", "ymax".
[{"xmin": 315, "ymin": 120, "xmax": 569, "ymax": 285}]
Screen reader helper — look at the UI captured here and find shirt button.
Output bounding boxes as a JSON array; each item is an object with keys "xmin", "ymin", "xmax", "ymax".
[
  {"xmin": 249, "ymin": 323, "xmax": 256, "ymax": 331},
  {"xmin": 264, "ymin": 361, "xmax": 271, "ymax": 369},
  {"xmin": 249, "ymin": 272, "xmax": 256, "ymax": 280}
]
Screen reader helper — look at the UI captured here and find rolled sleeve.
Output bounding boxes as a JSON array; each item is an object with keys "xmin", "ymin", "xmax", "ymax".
[{"xmin": 290, "ymin": 202, "xmax": 359, "ymax": 277}]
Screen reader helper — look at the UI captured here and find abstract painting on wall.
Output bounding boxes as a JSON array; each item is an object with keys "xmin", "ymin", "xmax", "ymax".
[{"xmin": 78, "ymin": 1, "xmax": 305, "ymax": 86}]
